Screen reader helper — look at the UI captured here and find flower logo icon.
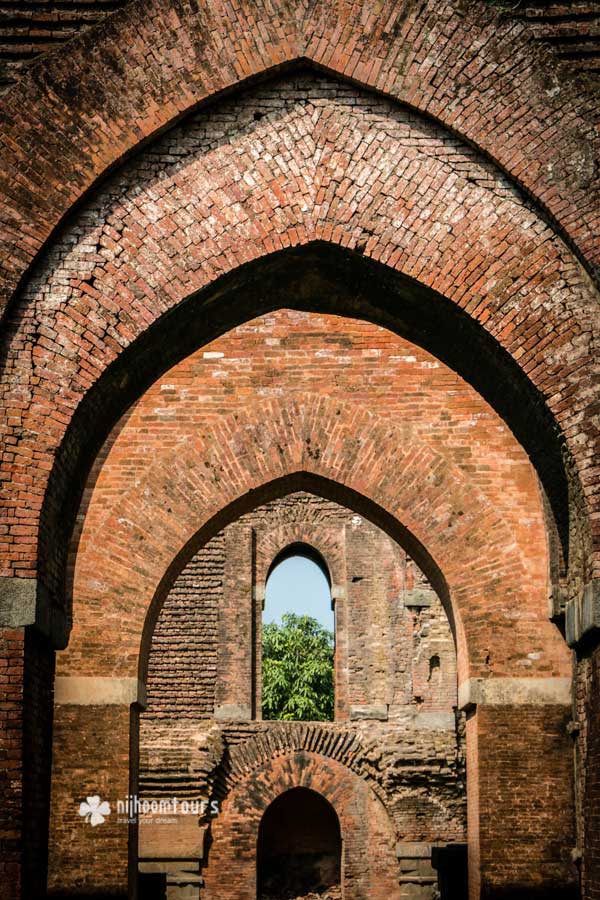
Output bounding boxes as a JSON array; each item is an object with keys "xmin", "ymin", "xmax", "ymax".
[{"xmin": 78, "ymin": 795, "xmax": 111, "ymax": 827}]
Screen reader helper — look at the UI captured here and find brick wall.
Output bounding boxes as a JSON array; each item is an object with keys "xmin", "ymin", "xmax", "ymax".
[
  {"xmin": 145, "ymin": 534, "xmax": 223, "ymax": 720},
  {"xmin": 1, "ymin": 70, "xmax": 596, "ymax": 613},
  {"xmin": 203, "ymin": 751, "xmax": 402, "ymax": 900},
  {"xmin": 49, "ymin": 303, "xmax": 571, "ymax": 895},
  {"xmin": 142, "ymin": 489, "xmax": 458, "ymax": 726},
  {"xmin": 0, "ymin": 628, "xmax": 24, "ymax": 900},
  {"xmin": 0, "ymin": 625, "xmax": 55, "ymax": 900},
  {"xmin": 22, "ymin": 627, "xmax": 54, "ymax": 899},
  {"xmin": 576, "ymin": 644, "xmax": 600, "ymax": 900},
  {"xmin": 473, "ymin": 704, "xmax": 577, "ymax": 899},
  {"xmin": 48, "ymin": 705, "xmax": 132, "ymax": 897},
  {"xmin": 138, "ymin": 491, "xmax": 463, "ymax": 897},
  {"xmin": 61, "ymin": 307, "xmax": 562, "ymax": 683},
  {"xmin": 0, "ymin": 3, "xmax": 597, "ymax": 896}
]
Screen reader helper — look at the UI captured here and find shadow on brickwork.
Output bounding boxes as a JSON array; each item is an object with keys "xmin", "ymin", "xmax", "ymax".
[{"xmin": 480, "ymin": 890, "xmax": 580, "ymax": 900}]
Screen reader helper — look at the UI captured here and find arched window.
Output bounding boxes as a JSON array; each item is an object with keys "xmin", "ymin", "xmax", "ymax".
[
  {"xmin": 262, "ymin": 545, "xmax": 335, "ymax": 722},
  {"xmin": 257, "ymin": 788, "xmax": 342, "ymax": 899}
]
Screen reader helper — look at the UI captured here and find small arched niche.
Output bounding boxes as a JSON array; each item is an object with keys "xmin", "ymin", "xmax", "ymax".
[
  {"xmin": 262, "ymin": 544, "xmax": 335, "ymax": 722},
  {"xmin": 257, "ymin": 787, "xmax": 342, "ymax": 899}
]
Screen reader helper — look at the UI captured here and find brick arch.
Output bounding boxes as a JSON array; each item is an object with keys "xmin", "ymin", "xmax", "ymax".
[
  {"xmin": 30, "ymin": 234, "xmax": 591, "ymax": 641},
  {"xmin": 259, "ymin": 530, "xmax": 344, "ymax": 593},
  {"xmin": 212, "ymin": 722, "xmax": 389, "ymax": 810},
  {"xmin": 60, "ymin": 392, "xmax": 568, "ymax": 684},
  {"xmin": 0, "ymin": 0, "xmax": 597, "ymax": 328},
  {"xmin": 202, "ymin": 750, "xmax": 400, "ymax": 900},
  {"xmin": 50, "ymin": 337, "xmax": 575, "ymax": 899},
  {"xmin": 3, "ymin": 58, "xmax": 597, "ymax": 640}
]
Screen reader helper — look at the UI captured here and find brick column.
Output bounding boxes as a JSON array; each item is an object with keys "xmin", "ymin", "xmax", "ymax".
[
  {"xmin": 215, "ymin": 524, "xmax": 255, "ymax": 721},
  {"xmin": 0, "ymin": 577, "xmax": 63, "ymax": 900},
  {"xmin": 345, "ymin": 521, "xmax": 384, "ymax": 715},
  {"xmin": 0, "ymin": 627, "xmax": 24, "ymax": 900},
  {"xmin": 48, "ymin": 677, "xmax": 144, "ymax": 898},
  {"xmin": 462, "ymin": 678, "xmax": 578, "ymax": 899},
  {"xmin": 332, "ymin": 583, "xmax": 349, "ymax": 720}
]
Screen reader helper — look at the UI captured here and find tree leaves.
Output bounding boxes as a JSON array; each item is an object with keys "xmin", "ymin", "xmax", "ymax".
[{"xmin": 262, "ymin": 613, "xmax": 334, "ymax": 721}]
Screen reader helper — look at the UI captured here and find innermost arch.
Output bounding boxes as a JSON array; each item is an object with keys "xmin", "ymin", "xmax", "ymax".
[{"xmin": 264, "ymin": 554, "xmax": 333, "ymax": 630}]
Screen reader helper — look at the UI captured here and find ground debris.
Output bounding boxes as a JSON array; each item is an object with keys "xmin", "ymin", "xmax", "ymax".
[{"xmin": 259, "ymin": 889, "xmax": 342, "ymax": 900}]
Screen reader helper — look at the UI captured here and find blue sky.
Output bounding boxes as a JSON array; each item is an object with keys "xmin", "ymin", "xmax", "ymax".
[{"xmin": 263, "ymin": 555, "xmax": 334, "ymax": 631}]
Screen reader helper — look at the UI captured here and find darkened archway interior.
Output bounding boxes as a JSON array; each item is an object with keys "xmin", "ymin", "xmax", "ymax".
[{"xmin": 257, "ymin": 788, "xmax": 342, "ymax": 899}]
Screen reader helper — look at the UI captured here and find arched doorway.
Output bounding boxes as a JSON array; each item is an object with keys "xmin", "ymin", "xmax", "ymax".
[
  {"xmin": 257, "ymin": 788, "xmax": 342, "ymax": 899},
  {"xmin": 262, "ymin": 545, "xmax": 335, "ymax": 722}
]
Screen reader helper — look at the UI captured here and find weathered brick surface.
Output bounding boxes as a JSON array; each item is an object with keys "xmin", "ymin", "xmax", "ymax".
[
  {"xmin": 22, "ymin": 627, "xmax": 54, "ymax": 899},
  {"xmin": 0, "ymin": 0, "xmax": 128, "ymax": 92},
  {"xmin": 48, "ymin": 704, "xmax": 133, "ymax": 896},
  {"xmin": 472, "ymin": 704, "xmax": 577, "ymax": 899},
  {"xmin": 0, "ymin": 0, "xmax": 600, "ymax": 99},
  {"xmin": 0, "ymin": 625, "xmax": 51, "ymax": 900},
  {"xmin": 144, "ymin": 534, "xmax": 223, "ymax": 720},
  {"xmin": 0, "ymin": 4, "xmax": 597, "ymax": 896},
  {"xmin": 576, "ymin": 644, "xmax": 600, "ymax": 900},
  {"xmin": 216, "ymin": 524, "xmax": 255, "ymax": 720},
  {"xmin": 135, "ymin": 493, "xmax": 463, "ymax": 894},
  {"xmin": 0, "ymin": 0, "xmax": 597, "ymax": 308},
  {"xmin": 3, "ymin": 1, "xmax": 599, "ymax": 95},
  {"xmin": 203, "ymin": 751, "xmax": 402, "ymax": 900},
  {"xmin": 60, "ymin": 310, "xmax": 568, "ymax": 682},
  {"xmin": 46, "ymin": 310, "xmax": 573, "ymax": 896},
  {"xmin": 512, "ymin": 3, "xmax": 600, "ymax": 88},
  {"xmin": 0, "ymin": 628, "xmax": 24, "ymax": 900},
  {"xmin": 145, "ymin": 490, "xmax": 455, "ymax": 723},
  {"xmin": 0, "ymin": 68, "xmax": 597, "ymax": 616}
]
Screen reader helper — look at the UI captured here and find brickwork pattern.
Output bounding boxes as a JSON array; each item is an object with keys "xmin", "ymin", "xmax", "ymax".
[
  {"xmin": 209, "ymin": 720, "xmax": 467, "ymax": 844},
  {"xmin": 473, "ymin": 704, "xmax": 577, "ymax": 898},
  {"xmin": 137, "ymin": 492, "xmax": 463, "ymax": 882},
  {"xmin": 62, "ymin": 310, "xmax": 567, "ymax": 683},
  {"xmin": 48, "ymin": 704, "xmax": 133, "ymax": 895},
  {"xmin": 0, "ymin": 6, "xmax": 596, "ymax": 895},
  {"xmin": 0, "ymin": 628, "xmax": 24, "ymax": 900},
  {"xmin": 203, "ymin": 751, "xmax": 401, "ymax": 900},
  {"xmin": 45, "ymin": 308, "xmax": 573, "ymax": 895},
  {"xmin": 0, "ymin": 72, "xmax": 597, "ymax": 627},
  {"xmin": 145, "ymin": 533, "xmax": 223, "ymax": 720},
  {"xmin": 576, "ymin": 645, "xmax": 600, "ymax": 899},
  {"xmin": 0, "ymin": 0, "xmax": 597, "ymax": 314},
  {"xmin": 3, "ymin": 1, "xmax": 599, "ymax": 94},
  {"xmin": 22, "ymin": 627, "xmax": 54, "ymax": 899}
]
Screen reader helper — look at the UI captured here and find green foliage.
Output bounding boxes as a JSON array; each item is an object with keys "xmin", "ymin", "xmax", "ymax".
[{"xmin": 262, "ymin": 613, "xmax": 334, "ymax": 721}]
